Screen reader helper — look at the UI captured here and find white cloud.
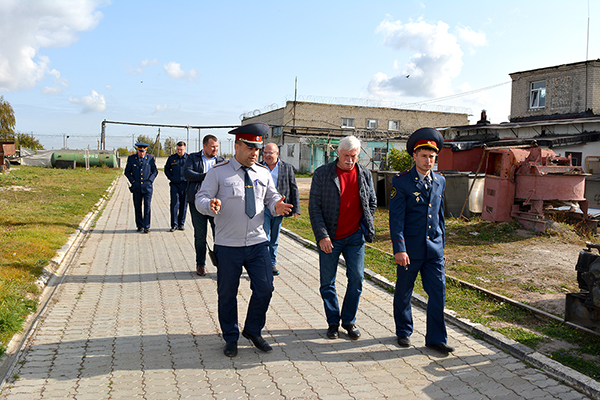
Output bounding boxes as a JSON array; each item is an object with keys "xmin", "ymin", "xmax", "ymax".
[
  {"xmin": 369, "ymin": 17, "xmax": 483, "ymax": 99},
  {"xmin": 456, "ymin": 25, "xmax": 487, "ymax": 54},
  {"xmin": 128, "ymin": 58, "xmax": 159, "ymax": 75},
  {"xmin": 153, "ymin": 103, "xmax": 168, "ymax": 114},
  {"xmin": 42, "ymin": 68, "xmax": 68, "ymax": 94},
  {"xmin": 164, "ymin": 61, "xmax": 197, "ymax": 81},
  {"xmin": 0, "ymin": 0, "xmax": 104, "ymax": 91},
  {"xmin": 69, "ymin": 90, "xmax": 106, "ymax": 113}
]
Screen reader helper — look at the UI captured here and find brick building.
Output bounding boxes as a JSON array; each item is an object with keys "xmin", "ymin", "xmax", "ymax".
[
  {"xmin": 509, "ymin": 60, "xmax": 600, "ymax": 122},
  {"xmin": 243, "ymin": 101, "xmax": 468, "ymax": 173}
]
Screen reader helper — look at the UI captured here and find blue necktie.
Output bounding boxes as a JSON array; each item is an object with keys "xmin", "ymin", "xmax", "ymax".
[
  {"xmin": 242, "ymin": 166, "xmax": 256, "ymax": 218},
  {"xmin": 424, "ymin": 175, "xmax": 432, "ymax": 195}
]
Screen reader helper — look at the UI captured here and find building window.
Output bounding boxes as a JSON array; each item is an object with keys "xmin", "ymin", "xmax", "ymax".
[
  {"xmin": 388, "ymin": 120, "xmax": 400, "ymax": 131},
  {"xmin": 530, "ymin": 81, "xmax": 546, "ymax": 109},
  {"xmin": 372, "ymin": 147, "xmax": 387, "ymax": 162},
  {"xmin": 287, "ymin": 144, "xmax": 295, "ymax": 157},
  {"xmin": 342, "ymin": 117, "xmax": 354, "ymax": 128},
  {"xmin": 272, "ymin": 126, "xmax": 282, "ymax": 137},
  {"xmin": 367, "ymin": 119, "xmax": 377, "ymax": 129}
]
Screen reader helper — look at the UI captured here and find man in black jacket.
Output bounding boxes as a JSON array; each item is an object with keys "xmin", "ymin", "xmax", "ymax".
[
  {"xmin": 260, "ymin": 142, "xmax": 300, "ymax": 275},
  {"xmin": 309, "ymin": 136, "xmax": 377, "ymax": 341},
  {"xmin": 164, "ymin": 141, "xmax": 188, "ymax": 232},
  {"xmin": 183, "ymin": 135, "xmax": 224, "ymax": 276}
]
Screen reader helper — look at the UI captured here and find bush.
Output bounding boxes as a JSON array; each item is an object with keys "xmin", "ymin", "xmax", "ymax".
[{"xmin": 385, "ymin": 148, "xmax": 413, "ymax": 172}]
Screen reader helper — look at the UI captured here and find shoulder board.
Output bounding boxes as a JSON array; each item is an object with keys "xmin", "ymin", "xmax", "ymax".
[
  {"xmin": 255, "ymin": 163, "xmax": 268, "ymax": 170},
  {"xmin": 395, "ymin": 170, "xmax": 410, "ymax": 177},
  {"xmin": 213, "ymin": 160, "xmax": 229, "ymax": 168}
]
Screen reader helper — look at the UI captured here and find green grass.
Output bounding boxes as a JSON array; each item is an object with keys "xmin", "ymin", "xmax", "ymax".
[{"xmin": 0, "ymin": 165, "xmax": 120, "ymax": 353}]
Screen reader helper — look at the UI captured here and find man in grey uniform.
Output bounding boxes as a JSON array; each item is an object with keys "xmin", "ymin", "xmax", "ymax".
[{"xmin": 196, "ymin": 123, "xmax": 293, "ymax": 357}]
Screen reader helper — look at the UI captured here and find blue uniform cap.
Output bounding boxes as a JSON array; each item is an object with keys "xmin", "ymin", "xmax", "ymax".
[
  {"xmin": 229, "ymin": 123, "xmax": 269, "ymax": 148},
  {"xmin": 406, "ymin": 128, "xmax": 444, "ymax": 157},
  {"xmin": 135, "ymin": 142, "xmax": 150, "ymax": 149}
]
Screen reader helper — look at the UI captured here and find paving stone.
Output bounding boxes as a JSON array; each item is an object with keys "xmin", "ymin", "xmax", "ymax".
[{"xmin": 0, "ymin": 175, "xmax": 593, "ymax": 400}]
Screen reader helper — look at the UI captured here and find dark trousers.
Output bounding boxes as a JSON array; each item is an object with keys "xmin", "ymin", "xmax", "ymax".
[
  {"xmin": 132, "ymin": 190, "xmax": 152, "ymax": 229},
  {"xmin": 189, "ymin": 202, "xmax": 215, "ymax": 267},
  {"xmin": 215, "ymin": 242, "xmax": 273, "ymax": 343},
  {"xmin": 393, "ymin": 256, "xmax": 447, "ymax": 345},
  {"xmin": 169, "ymin": 182, "xmax": 188, "ymax": 228}
]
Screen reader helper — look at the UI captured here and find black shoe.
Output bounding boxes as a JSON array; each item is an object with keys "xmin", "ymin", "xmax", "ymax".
[
  {"xmin": 397, "ymin": 336, "xmax": 411, "ymax": 347},
  {"xmin": 272, "ymin": 266, "xmax": 280, "ymax": 276},
  {"xmin": 137, "ymin": 227, "xmax": 143, "ymax": 232},
  {"xmin": 169, "ymin": 227, "xmax": 176, "ymax": 232},
  {"xmin": 326, "ymin": 325, "xmax": 339, "ymax": 339},
  {"xmin": 341, "ymin": 324, "xmax": 361, "ymax": 340},
  {"xmin": 178, "ymin": 226, "xmax": 185, "ymax": 231},
  {"xmin": 143, "ymin": 228, "xmax": 150, "ymax": 233},
  {"xmin": 242, "ymin": 331, "xmax": 272, "ymax": 352},
  {"xmin": 426, "ymin": 343, "xmax": 455, "ymax": 354},
  {"xmin": 224, "ymin": 341, "xmax": 238, "ymax": 357}
]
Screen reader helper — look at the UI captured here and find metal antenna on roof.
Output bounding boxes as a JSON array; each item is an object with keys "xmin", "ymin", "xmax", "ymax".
[{"xmin": 586, "ymin": 0, "xmax": 590, "ymax": 60}]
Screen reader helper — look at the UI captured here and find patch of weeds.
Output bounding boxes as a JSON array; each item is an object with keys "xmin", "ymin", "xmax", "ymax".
[
  {"xmin": 495, "ymin": 326, "xmax": 548, "ymax": 349},
  {"xmin": 551, "ymin": 350, "xmax": 600, "ymax": 380},
  {"xmin": 519, "ymin": 283, "xmax": 545, "ymax": 293}
]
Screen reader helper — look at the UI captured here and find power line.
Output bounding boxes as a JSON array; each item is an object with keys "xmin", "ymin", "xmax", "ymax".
[{"xmin": 402, "ymin": 81, "xmax": 512, "ymax": 106}]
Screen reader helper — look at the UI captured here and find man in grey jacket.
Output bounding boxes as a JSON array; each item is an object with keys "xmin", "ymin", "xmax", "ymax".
[{"xmin": 309, "ymin": 136, "xmax": 377, "ymax": 341}]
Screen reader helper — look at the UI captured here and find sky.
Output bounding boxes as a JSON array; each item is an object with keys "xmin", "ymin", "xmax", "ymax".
[{"xmin": 0, "ymin": 0, "xmax": 598, "ymax": 153}]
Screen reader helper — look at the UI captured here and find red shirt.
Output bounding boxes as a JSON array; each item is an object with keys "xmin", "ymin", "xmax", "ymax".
[{"xmin": 335, "ymin": 165, "xmax": 363, "ymax": 240}]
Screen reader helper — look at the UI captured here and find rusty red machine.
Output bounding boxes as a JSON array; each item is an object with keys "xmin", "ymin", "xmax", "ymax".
[
  {"xmin": 0, "ymin": 139, "xmax": 16, "ymax": 172},
  {"xmin": 481, "ymin": 146, "xmax": 591, "ymax": 232}
]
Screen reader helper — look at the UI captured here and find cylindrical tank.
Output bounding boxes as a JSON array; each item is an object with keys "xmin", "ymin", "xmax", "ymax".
[{"xmin": 51, "ymin": 152, "xmax": 118, "ymax": 168}]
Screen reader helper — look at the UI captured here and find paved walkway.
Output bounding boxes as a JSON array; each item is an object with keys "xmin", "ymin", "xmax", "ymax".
[{"xmin": 0, "ymin": 173, "xmax": 595, "ymax": 399}]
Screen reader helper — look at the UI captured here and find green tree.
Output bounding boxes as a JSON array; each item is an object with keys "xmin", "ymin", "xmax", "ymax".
[
  {"xmin": 135, "ymin": 134, "xmax": 162, "ymax": 155},
  {"xmin": 15, "ymin": 132, "xmax": 44, "ymax": 151},
  {"xmin": 385, "ymin": 147, "xmax": 413, "ymax": 172},
  {"xmin": 0, "ymin": 96, "xmax": 16, "ymax": 139},
  {"xmin": 117, "ymin": 147, "xmax": 130, "ymax": 157},
  {"xmin": 163, "ymin": 137, "xmax": 177, "ymax": 155}
]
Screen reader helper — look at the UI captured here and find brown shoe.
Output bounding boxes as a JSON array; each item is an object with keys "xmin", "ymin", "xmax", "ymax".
[{"xmin": 196, "ymin": 265, "xmax": 206, "ymax": 276}]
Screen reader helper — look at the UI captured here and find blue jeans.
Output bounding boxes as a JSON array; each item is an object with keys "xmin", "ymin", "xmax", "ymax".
[
  {"xmin": 189, "ymin": 202, "xmax": 215, "ymax": 267},
  {"xmin": 169, "ymin": 182, "xmax": 188, "ymax": 228},
  {"xmin": 319, "ymin": 229, "xmax": 365, "ymax": 326},
  {"xmin": 263, "ymin": 208, "xmax": 283, "ymax": 266}
]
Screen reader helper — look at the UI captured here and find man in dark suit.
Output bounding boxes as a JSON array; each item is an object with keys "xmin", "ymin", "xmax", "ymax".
[
  {"xmin": 164, "ymin": 141, "xmax": 188, "ymax": 232},
  {"xmin": 183, "ymin": 134, "xmax": 225, "ymax": 276},
  {"xmin": 260, "ymin": 142, "xmax": 300, "ymax": 275},
  {"xmin": 389, "ymin": 127, "xmax": 454, "ymax": 354},
  {"xmin": 309, "ymin": 136, "xmax": 377, "ymax": 341},
  {"xmin": 124, "ymin": 142, "xmax": 158, "ymax": 233}
]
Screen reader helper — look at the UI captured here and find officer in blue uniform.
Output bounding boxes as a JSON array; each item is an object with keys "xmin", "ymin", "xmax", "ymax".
[
  {"xmin": 196, "ymin": 123, "xmax": 293, "ymax": 357},
  {"xmin": 164, "ymin": 141, "xmax": 188, "ymax": 232},
  {"xmin": 124, "ymin": 142, "xmax": 158, "ymax": 233},
  {"xmin": 389, "ymin": 127, "xmax": 455, "ymax": 354}
]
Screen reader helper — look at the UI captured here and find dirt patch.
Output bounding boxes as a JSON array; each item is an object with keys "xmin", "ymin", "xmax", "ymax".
[{"xmin": 0, "ymin": 185, "xmax": 34, "ymax": 192}]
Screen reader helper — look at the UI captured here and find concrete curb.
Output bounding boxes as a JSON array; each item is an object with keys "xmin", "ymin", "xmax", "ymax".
[
  {"xmin": 0, "ymin": 176, "xmax": 120, "ymax": 388},
  {"xmin": 280, "ymin": 227, "xmax": 600, "ymax": 400}
]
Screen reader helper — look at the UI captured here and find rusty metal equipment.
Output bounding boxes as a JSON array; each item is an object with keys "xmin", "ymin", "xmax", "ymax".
[
  {"xmin": 0, "ymin": 139, "xmax": 16, "ymax": 172},
  {"xmin": 565, "ymin": 242, "xmax": 600, "ymax": 332},
  {"xmin": 482, "ymin": 146, "xmax": 591, "ymax": 232}
]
